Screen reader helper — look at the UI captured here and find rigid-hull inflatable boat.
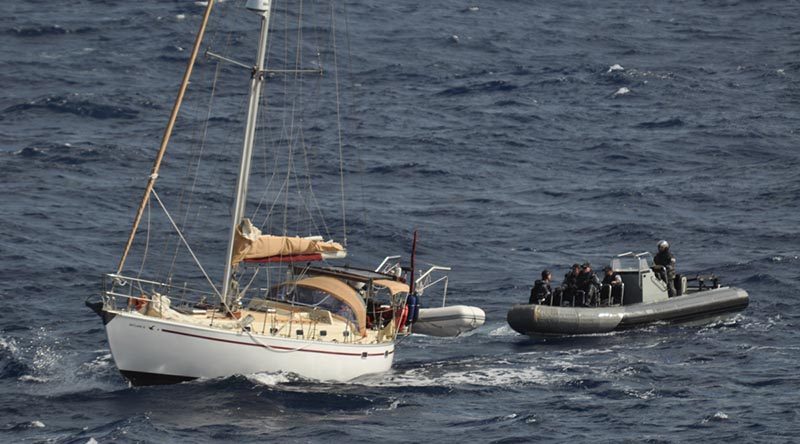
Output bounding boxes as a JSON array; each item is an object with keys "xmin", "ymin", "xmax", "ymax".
[{"xmin": 507, "ymin": 252, "xmax": 749, "ymax": 336}]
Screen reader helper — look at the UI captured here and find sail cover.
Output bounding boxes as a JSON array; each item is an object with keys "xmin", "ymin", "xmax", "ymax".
[
  {"xmin": 373, "ymin": 279, "xmax": 409, "ymax": 296},
  {"xmin": 232, "ymin": 218, "xmax": 345, "ymax": 265}
]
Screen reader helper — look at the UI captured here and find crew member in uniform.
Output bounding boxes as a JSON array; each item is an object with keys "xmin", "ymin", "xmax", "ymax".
[
  {"xmin": 653, "ymin": 240, "xmax": 677, "ymax": 297},
  {"xmin": 601, "ymin": 265, "xmax": 623, "ymax": 304},
  {"xmin": 530, "ymin": 270, "xmax": 553, "ymax": 305},
  {"xmin": 575, "ymin": 262, "xmax": 601, "ymax": 306},
  {"xmin": 601, "ymin": 265, "xmax": 621, "ymax": 287},
  {"xmin": 560, "ymin": 263, "xmax": 581, "ymax": 305}
]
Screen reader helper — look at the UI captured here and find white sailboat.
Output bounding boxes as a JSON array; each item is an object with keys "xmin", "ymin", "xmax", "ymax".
[{"xmin": 87, "ymin": 0, "xmax": 412, "ymax": 386}]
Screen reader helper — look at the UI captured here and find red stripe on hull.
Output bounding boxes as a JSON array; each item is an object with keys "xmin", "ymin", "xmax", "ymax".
[{"xmin": 161, "ymin": 328, "xmax": 393, "ymax": 357}]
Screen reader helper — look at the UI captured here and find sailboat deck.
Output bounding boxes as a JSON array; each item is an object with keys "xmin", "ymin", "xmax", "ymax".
[{"xmin": 137, "ymin": 300, "xmax": 393, "ymax": 344}]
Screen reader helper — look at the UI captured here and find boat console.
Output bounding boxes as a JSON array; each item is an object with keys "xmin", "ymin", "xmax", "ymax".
[{"xmin": 612, "ymin": 252, "xmax": 669, "ymax": 305}]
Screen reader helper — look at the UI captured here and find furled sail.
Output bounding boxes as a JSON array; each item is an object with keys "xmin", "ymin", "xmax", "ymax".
[{"xmin": 232, "ymin": 218, "xmax": 345, "ymax": 264}]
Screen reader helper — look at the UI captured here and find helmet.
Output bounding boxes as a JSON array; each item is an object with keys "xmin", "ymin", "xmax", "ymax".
[{"xmin": 658, "ymin": 240, "xmax": 669, "ymax": 250}]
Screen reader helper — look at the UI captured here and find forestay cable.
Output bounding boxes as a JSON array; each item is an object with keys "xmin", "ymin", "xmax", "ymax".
[{"xmin": 151, "ymin": 189, "xmax": 222, "ymax": 301}]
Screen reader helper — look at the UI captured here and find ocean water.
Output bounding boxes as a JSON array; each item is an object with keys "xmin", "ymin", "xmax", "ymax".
[{"xmin": 1, "ymin": 0, "xmax": 799, "ymax": 442}]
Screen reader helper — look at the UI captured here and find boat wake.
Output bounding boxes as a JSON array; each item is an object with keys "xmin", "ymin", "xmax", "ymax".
[
  {"xmin": 0, "ymin": 335, "xmax": 28, "ymax": 380},
  {"xmin": 354, "ymin": 355, "xmax": 570, "ymax": 389},
  {"xmin": 487, "ymin": 324, "xmax": 516, "ymax": 336},
  {"xmin": 245, "ymin": 372, "xmax": 300, "ymax": 386},
  {"xmin": 0, "ymin": 329, "xmax": 63, "ymax": 384},
  {"xmin": 697, "ymin": 313, "xmax": 745, "ymax": 331},
  {"xmin": 1, "ymin": 328, "xmax": 124, "ymax": 397},
  {"xmin": 0, "ymin": 420, "xmax": 46, "ymax": 432}
]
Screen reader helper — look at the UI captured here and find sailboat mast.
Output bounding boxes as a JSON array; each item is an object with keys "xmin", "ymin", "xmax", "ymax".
[
  {"xmin": 116, "ymin": 0, "xmax": 215, "ymax": 275},
  {"xmin": 221, "ymin": 0, "xmax": 273, "ymax": 306}
]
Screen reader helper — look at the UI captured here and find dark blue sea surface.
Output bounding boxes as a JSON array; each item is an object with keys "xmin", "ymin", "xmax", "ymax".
[{"xmin": 1, "ymin": 0, "xmax": 799, "ymax": 442}]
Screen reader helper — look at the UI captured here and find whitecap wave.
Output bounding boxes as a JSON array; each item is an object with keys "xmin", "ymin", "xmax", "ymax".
[
  {"xmin": 373, "ymin": 398, "xmax": 401, "ymax": 412},
  {"xmin": 701, "ymin": 411, "xmax": 729, "ymax": 423},
  {"xmin": 18, "ymin": 374, "xmax": 49, "ymax": 383},
  {"xmin": 613, "ymin": 87, "xmax": 630, "ymax": 97},
  {"xmin": 622, "ymin": 387, "xmax": 657, "ymax": 400},
  {"xmin": 0, "ymin": 335, "xmax": 19, "ymax": 354}
]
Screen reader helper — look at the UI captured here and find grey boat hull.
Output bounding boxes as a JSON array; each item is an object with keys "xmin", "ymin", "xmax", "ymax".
[{"xmin": 507, "ymin": 286, "xmax": 749, "ymax": 336}]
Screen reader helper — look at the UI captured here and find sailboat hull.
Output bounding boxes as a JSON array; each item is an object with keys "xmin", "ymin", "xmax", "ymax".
[{"xmin": 103, "ymin": 310, "xmax": 395, "ymax": 385}]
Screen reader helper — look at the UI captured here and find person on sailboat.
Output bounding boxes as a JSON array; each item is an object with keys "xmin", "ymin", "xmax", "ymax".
[
  {"xmin": 530, "ymin": 270, "xmax": 553, "ymax": 304},
  {"xmin": 653, "ymin": 240, "xmax": 677, "ymax": 297}
]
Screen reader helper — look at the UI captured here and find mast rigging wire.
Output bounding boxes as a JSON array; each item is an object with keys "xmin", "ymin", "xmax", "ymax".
[
  {"xmin": 116, "ymin": 0, "xmax": 216, "ymax": 275},
  {"xmin": 330, "ymin": 0, "xmax": 347, "ymax": 247},
  {"xmin": 151, "ymin": 189, "xmax": 222, "ymax": 301},
  {"xmin": 166, "ymin": 56, "xmax": 225, "ymax": 281}
]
